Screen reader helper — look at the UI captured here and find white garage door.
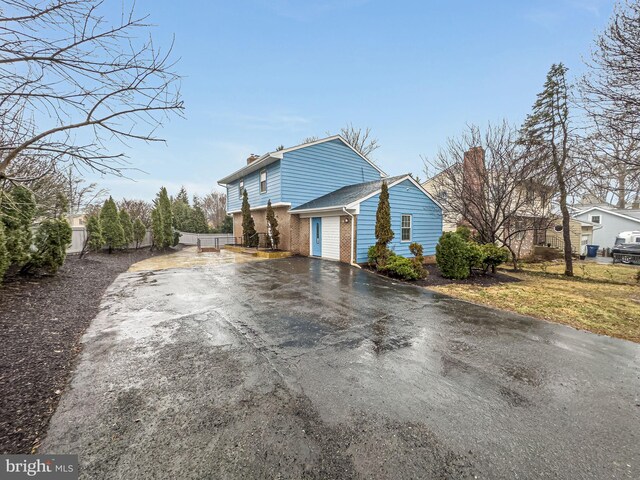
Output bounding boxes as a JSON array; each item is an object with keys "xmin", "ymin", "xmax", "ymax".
[{"xmin": 321, "ymin": 216, "xmax": 340, "ymax": 260}]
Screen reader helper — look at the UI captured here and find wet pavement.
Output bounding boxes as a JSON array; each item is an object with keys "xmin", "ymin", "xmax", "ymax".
[
  {"xmin": 42, "ymin": 257, "xmax": 640, "ymax": 479},
  {"xmin": 128, "ymin": 246, "xmax": 266, "ymax": 272}
]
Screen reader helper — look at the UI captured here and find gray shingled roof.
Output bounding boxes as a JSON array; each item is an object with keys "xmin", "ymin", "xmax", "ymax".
[{"xmin": 290, "ymin": 175, "xmax": 409, "ymax": 212}]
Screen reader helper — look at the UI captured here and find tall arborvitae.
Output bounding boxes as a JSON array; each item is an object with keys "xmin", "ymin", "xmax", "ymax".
[
  {"xmin": 375, "ymin": 181, "xmax": 393, "ymax": 246},
  {"xmin": 86, "ymin": 214, "xmax": 105, "ymax": 252},
  {"xmin": 158, "ymin": 187, "xmax": 173, "ymax": 247},
  {"xmin": 265, "ymin": 200, "xmax": 280, "ymax": 249},
  {"xmin": 1, "ymin": 185, "xmax": 36, "ymax": 266},
  {"xmin": 133, "ymin": 218, "xmax": 146, "ymax": 249},
  {"xmin": 119, "ymin": 209, "xmax": 134, "ymax": 246},
  {"xmin": 151, "ymin": 206, "xmax": 164, "ymax": 249},
  {"xmin": 100, "ymin": 196, "xmax": 125, "ymax": 253},
  {"xmin": 241, "ymin": 189, "xmax": 256, "ymax": 246}
]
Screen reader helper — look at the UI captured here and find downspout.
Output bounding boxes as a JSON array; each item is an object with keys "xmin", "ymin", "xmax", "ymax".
[{"xmin": 342, "ymin": 207, "xmax": 360, "ymax": 268}]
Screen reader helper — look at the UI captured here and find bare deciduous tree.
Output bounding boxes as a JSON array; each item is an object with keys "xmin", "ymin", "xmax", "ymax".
[
  {"xmin": 201, "ymin": 191, "xmax": 227, "ymax": 228},
  {"xmin": 579, "ymin": 114, "xmax": 640, "ymax": 208},
  {"xmin": 63, "ymin": 168, "xmax": 108, "ymax": 214},
  {"xmin": 423, "ymin": 122, "xmax": 552, "ymax": 268},
  {"xmin": 118, "ymin": 198, "xmax": 153, "ymax": 226},
  {"xmin": 337, "ymin": 124, "xmax": 380, "ymax": 158},
  {"xmin": 581, "ymin": 0, "xmax": 640, "ymax": 141},
  {"xmin": 0, "ymin": 0, "xmax": 183, "ymax": 182}
]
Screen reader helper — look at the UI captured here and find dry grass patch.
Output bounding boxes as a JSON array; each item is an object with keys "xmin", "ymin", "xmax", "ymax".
[
  {"xmin": 430, "ymin": 268, "xmax": 640, "ymax": 343},
  {"xmin": 520, "ymin": 261, "xmax": 638, "ymax": 285}
]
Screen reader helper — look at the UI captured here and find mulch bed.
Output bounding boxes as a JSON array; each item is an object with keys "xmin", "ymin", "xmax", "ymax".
[
  {"xmin": 0, "ymin": 248, "xmax": 174, "ymax": 454},
  {"xmin": 364, "ymin": 263, "xmax": 521, "ymax": 287},
  {"xmin": 415, "ymin": 264, "xmax": 521, "ymax": 287}
]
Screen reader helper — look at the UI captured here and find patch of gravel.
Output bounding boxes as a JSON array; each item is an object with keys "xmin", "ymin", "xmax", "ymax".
[{"xmin": 0, "ymin": 248, "xmax": 174, "ymax": 454}]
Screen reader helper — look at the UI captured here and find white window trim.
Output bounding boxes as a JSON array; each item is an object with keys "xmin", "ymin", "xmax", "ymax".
[
  {"xmin": 401, "ymin": 214, "xmax": 412, "ymax": 242},
  {"xmin": 260, "ymin": 169, "xmax": 267, "ymax": 194},
  {"xmin": 238, "ymin": 179, "xmax": 244, "ymax": 199},
  {"xmin": 590, "ymin": 215, "xmax": 601, "ymax": 224}
]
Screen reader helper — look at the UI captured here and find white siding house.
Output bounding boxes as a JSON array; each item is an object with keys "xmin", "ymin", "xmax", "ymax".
[{"xmin": 573, "ymin": 207, "xmax": 640, "ymax": 249}]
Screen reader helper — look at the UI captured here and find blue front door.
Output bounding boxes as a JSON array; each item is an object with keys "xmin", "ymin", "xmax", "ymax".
[{"xmin": 311, "ymin": 217, "xmax": 322, "ymax": 257}]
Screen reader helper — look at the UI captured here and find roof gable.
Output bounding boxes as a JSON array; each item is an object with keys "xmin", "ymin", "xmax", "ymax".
[
  {"xmin": 574, "ymin": 206, "xmax": 640, "ymax": 224},
  {"xmin": 218, "ymin": 135, "xmax": 386, "ymax": 185},
  {"xmin": 289, "ymin": 174, "xmax": 442, "ymax": 212}
]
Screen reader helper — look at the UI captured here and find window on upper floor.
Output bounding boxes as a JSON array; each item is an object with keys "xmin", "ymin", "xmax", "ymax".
[
  {"xmin": 401, "ymin": 215, "xmax": 412, "ymax": 242},
  {"xmin": 260, "ymin": 169, "xmax": 267, "ymax": 193},
  {"xmin": 591, "ymin": 215, "xmax": 600, "ymax": 224},
  {"xmin": 238, "ymin": 179, "xmax": 244, "ymax": 199}
]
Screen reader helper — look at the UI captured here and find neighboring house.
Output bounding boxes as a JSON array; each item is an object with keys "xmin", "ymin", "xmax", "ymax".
[
  {"xmin": 217, "ymin": 136, "xmax": 443, "ymax": 264},
  {"xmin": 421, "ymin": 147, "xmax": 594, "ymax": 257},
  {"xmin": 572, "ymin": 207, "xmax": 640, "ymax": 249},
  {"xmin": 67, "ymin": 213, "xmax": 87, "ymax": 227}
]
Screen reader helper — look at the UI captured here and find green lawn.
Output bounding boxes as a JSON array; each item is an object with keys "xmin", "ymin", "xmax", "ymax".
[{"xmin": 430, "ymin": 262, "xmax": 640, "ymax": 343}]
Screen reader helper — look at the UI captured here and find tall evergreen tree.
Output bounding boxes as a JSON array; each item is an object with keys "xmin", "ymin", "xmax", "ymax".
[
  {"xmin": 85, "ymin": 214, "xmax": 105, "ymax": 253},
  {"xmin": 0, "ymin": 221, "xmax": 9, "ymax": 281},
  {"xmin": 521, "ymin": 63, "xmax": 575, "ymax": 276},
  {"xmin": 375, "ymin": 181, "xmax": 394, "ymax": 246},
  {"xmin": 29, "ymin": 217, "xmax": 72, "ymax": 274},
  {"xmin": 151, "ymin": 206, "xmax": 164, "ymax": 249},
  {"xmin": 265, "ymin": 200, "xmax": 280, "ymax": 249},
  {"xmin": 1, "ymin": 185, "xmax": 36, "ymax": 266},
  {"xmin": 241, "ymin": 189, "xmax": 256, "ymax": 246},
  {"xmin": 133, "ymin": 218, "xmax": 146, "ymax": 249},
  {"xmin": 158, "ymin": 187, "xmax": 174, "ymax": 248},
  {"xmin": 172, "ymin": 186, "xmax": 192, "ymax": 231},
  {"xmin": 100, "ymin": 196, "xmax": 125, "ymax": 253},
  {"xmin": 373, "ymin": 181, "xmax": 394, "ymax": 266},
  {"xmin": 119, "ymin": 209, "xmax": 134, "ymax": 246}
]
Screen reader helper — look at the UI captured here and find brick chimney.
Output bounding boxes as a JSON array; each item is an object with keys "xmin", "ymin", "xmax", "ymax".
[
  {"xmin": 463, "ymin": 146, "xmax": 485, "ymax": 192},
  {"xmin": 247, "ymin": 154, "xmax": 260, "ymax": 165}
]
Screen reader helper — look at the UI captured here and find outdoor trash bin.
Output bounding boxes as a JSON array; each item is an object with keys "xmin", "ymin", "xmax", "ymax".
[{"xmin": 586, "ymin": 245, "xmax": 599, "ymax": 257}]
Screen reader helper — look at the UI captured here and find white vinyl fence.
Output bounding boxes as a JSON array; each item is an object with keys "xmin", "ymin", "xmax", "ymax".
[
  {"xmin": 67, "ymin": 227, "xmax": 152, "ymax": 254},
  {"xmin": 177, "ymin": 232, "xmax": 235, "ymax": 247}
]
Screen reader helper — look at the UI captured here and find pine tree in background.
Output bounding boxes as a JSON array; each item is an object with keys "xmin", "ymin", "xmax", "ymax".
[
  {"xmin": 86, "ymin": 214, "xmax": 105, "ymax": 253},
  {"xmin": 151, "ymin": 206, "xmax": 164, "ymax": 249},
  {"xmin": 191, "ymin": 196, "xmax": 210, "ymax": 233},
  {"xmin": 100, "ymin": 196, "xmax": 125, "ymax": 253},
  {"xmin": 158, "ymin": 187, "xmax": 173, "ymax": 248},
  {"xmin": 521, "ymin": 63, "xmax": 574, "ymax": 276},
  {"xmin": 1, "ymin": 185, "xmax": 36, "ymax": 266},
  {"xmin": 373, "ymin": 181, "xmax": 394, "ymax": 266},
  {"xmin": 119, "ymin": 209, "xmax": 134, "ymax": 246},
  {"xmin": 172, "ymin": 187, "xmax": 193, "ymax": 232},
  {"xmin": 133, "ymin": 218, "xmax": 146, "ymax": 249},
  {"xmin": 0, "ymin": 221, "xmax": 9, "ymax": 281},
  {"xmin": 241, "ymin": 189, "xmax": 256, "ymax": 246},
  {"xmin": 265, "ymin": 200, "xmax": 280, "ymax": 249}
]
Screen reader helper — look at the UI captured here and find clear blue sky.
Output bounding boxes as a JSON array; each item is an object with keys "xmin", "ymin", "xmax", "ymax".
[{"xmin": 96, "ymin": 0, "xmax": 615, "ymax": 201}]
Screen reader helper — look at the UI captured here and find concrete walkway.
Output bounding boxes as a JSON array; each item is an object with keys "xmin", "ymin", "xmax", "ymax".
[{"xmin": 42, "ymin": 257, "xmax": 640, "ymax": 479}]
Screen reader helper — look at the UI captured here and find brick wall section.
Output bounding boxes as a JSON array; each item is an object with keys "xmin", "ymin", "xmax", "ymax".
[
  {"xmin": 290, "ymin": 214, "xmax": 301, "ymax": 254},
  {"xmin": 299, "ymin": 217, "xmax": 310, "ymax": 256},
  {"xmin": 339, "ymin": 215, "xmax": 352, "ymax": 263},
  {"xmin": 232, "ymin": 207, "xmax": 292, "ymax": 250}
]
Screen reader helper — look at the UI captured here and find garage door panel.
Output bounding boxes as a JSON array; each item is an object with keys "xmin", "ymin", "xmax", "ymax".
[{"xmin": 321, "ymin": 216, "xmax": 340, "ymax": 260}]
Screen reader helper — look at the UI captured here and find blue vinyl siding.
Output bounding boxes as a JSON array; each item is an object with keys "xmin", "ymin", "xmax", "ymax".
[
  {"xmin": 226, "ymin": 161, "xmax": 282, "ymax": 211},
  {"xmin": 356, "ymin": 180, "xmax": 442, "ymax": 263},
  {"xmin": 281, "ymin": 139, "xmax": 382, "ymax": 208}
]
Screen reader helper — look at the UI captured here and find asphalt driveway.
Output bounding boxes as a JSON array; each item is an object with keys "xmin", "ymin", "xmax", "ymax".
[{"xmin": 42, "ymin": 257, "xmax": 640, "ymax": 479}]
